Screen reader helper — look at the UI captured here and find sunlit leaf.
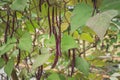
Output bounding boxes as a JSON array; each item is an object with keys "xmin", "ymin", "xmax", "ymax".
[
  {"xmin": 92, "ymin": 59, "xmax": 105, "ymax": 67},
  {"xmin": 4, "ymin": 58, "xmax": 14, "ymax": 77},
  {"xmin": 89, "ymin": 73, "xmax": 102, "ymax": 80},
  {"xmin": 18, "ymin": 32, "xmax": 32, "ymax": 52},
  {"xmin": 73, "ymin": 31, "xmax": 79, "ymax": 39},
  {"xmin": 82, "ymin": 26, "xmax": 96, "ymax": 35},
  {"xmin": 110, "ymin": 73, "xmax": 120, "ymax": 80},
  {"xmin": 65, "ymin": 11, "xmax": 72, "ymax": 23},
  {"xmin": 75, "ymin": 56, "xmax": 90, "ymax": 76},
  {"xmin": 41, "ymin": 3, "xmax": 48, "ymax": 17},
  {"xmin": 67, "ymin": 0, "xmax": 78, "ymax": 5},
  {"xmin": 80, "ymin": 33, "xmax": 94, "ymax": 42},
  {"xmin": 110, "ymin": 77, "xmax": 118, "ymax": 80},
  {"xmin": 86, "ymin": 10, "xmax": 118, "ymax": 40},
  {"xmin": 61, "ymin": 22, "xmax": 69, "ymax": 32}
]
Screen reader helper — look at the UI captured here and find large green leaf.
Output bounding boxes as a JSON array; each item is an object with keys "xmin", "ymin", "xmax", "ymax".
[
  {"xmin": 47, "ymin": 73, "xmax": 60, "ymax": 80},
  {"xmin": 18, "ymin": 32, "xmax": 32, "ymax": 52},
  {"xmin": 61, "ymin": 35, "xmax": 78, "ymax": 51},
  {"xmin": 25, "ymin": 20, "xmax": 39, "ymax": 33},
  {"xmin": 0, "ymin": 37, "xmax": 16, "ymax": 56},
  {"xmin": 47, "ymin": 73, "xmax": 65, "ymax": 80},
  {"xmin": 0, "ymin": 44, "xmax": 14, "ymax": 56},
  {"xmin": 68, "ymin": 77, "xmax": 75, "ymax": 80},
  {"xmin": 86, "ymin": 10, "xmax": 118, "ymax": 40},
  {"xmin": 4, "ymin": 58, "xmax": 14, "ymax": 77},
  {"xmin": 75, "ymin": 57, "xmax": 90, "ymax": 76},
  {"xmin": 32, "ymin": 53, "xmax": 51, "ymax": 69},
  {"xmin": 100, "ymin": 0, "xmax": 120, "ymax": 13},
  {"xmin": 10, "ymin": 0, "xmax": 28, "ymax": 11},
  {"xmin": 70, "ymin": 3, "xmax": 92, "ymax": 34},
  {"xmin": 0, "ymin": 58, "xmax": 5, "ymax": 68}
]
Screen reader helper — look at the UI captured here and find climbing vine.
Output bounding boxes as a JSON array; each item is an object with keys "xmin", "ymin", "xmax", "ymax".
[{"xmin": 0, "ymin": 0, "xmax": 120, "ymax": 80}]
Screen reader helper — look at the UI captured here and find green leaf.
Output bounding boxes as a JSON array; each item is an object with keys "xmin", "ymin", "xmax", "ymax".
[
  {"xmin": 10, "ymin": 0, "xmax": 28, "ymax": 11},
  {"xmin": 86, "ymin": 10, "xmax": 118, "ymax": 40},
  {"xmin": 0, "ymin": 37, "xmax": 16, "ymax": 56},
  {"xmin": 70, "ymin": 3, "xmax": 92, "ymax": 33},
  {"xmin": 92, "ymin": 59, "xmax": 105, "ymax": 67},
  {"xmin": 45, "ymin": 35, "xmax": 55, "ymax": 48},
  {"xmin": 0, "ymin": 44, "xmax": 14, "ymax": 56},
  {"xmin": 82, "ymin": 26, "xmax": 96, "ymax": 35},
  {"xmin": 117, "ymin": 52, "xmax": 120, "ymax": 57},
  {"xmin": 75, "ymin": 57, "xmax": 90, "ymax": 76},
  {"xmin": 18, "ymin": 32, "xmax": 32, "ymax": 52},
  {"xmin": 32, "ymin": 53, "xmax": 51, "ymax": 69},
  {"xmin": 47, "ymin": 73, "xmax": 60, "ymax": 80},
  {"xmin": 100, "ymin": 0, "xmax": 120, "ymax": 13},
  {"xmin": 25, "ymin": 21, "xmax": 39, "ymax": 33},
  {"xmin": 89, "ymin": 73, "xmax": 102, "ymax": 80},
  {"xmin": 68, "ymin": 77, "xmax": 75, "ymax": 80},
  {"xmin": 80, "ymin": 33, "xmax": 94, "ymax": 42},
  {"xmin": 10, "ymin": 50, "xmax": 19, "ymax": 58},
  {"xmin": 41, "ymin": 3, "xmax": 48, "ymax": 17},
  {"xmin": 4, "ymin": 58, "xmax": 14, "ymax": 77},
  {"xmin": 0, "ymin": 58, "xmax": 5, "ymax": 68},
  {"xmin": 61, "ymin": 35, "xmax": 78, "ymax": 51}
]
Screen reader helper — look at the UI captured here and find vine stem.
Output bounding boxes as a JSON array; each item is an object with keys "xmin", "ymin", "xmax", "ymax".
[
  {"xmin": 83, "ymin": 40, "xmax": 86, "ymax": 57},
  {"xmin": 2, "ymin": 9, "xmax": 19, "ymax": 80},
  {"xmin": 15, "ymin": 49, "xmax": 21, "ymax": 67},
  {"xmin": 51, "ymin": 6, "xmax": 62, "ymax": 68},
  {"xmin": 71, "ymin": 49, "xmax": 75, "ymax": 76},
  {"xmin": 51, "ymin": 27, "xmax": 59, "ymax": 68},
  {"xmin": 48, "ymin": 6, "xmax": 52, "ymax": 36}
]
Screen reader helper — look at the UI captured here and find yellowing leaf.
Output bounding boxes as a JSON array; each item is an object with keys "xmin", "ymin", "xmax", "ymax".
[
  {"xmin": 92, "ymin": 59, "xmax": 105, "ymax": 67},
  {"xmin": 73, "ymin": 31, "xmax": 79, "ymax": 39},
  {"xmin": 82, "ymin": 26, "xmax": 96, "ymax": 35},
  {"xmin": 61, "ymin": 22, "xmax": 69, "ymax": 32},
  {"xmin": 67, "ymin": 0, "xmax": 78, "ymax": 5},
  {"xmin": 80, "ymin": 33, "xmax": 94, "ymax": 42},
  {"xmin": 65, "ymin": 11, "xmax": 72, "ymax": 22}
]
